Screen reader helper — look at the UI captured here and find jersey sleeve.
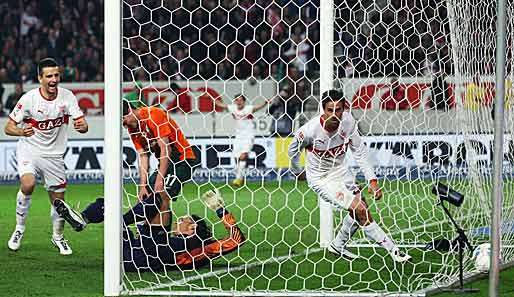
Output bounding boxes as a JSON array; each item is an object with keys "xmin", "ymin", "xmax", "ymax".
[
  {"xmin": 202, "ymin": 212, "xmax": 245, "ymax": 258},
  {"xmin": 8, "ymin": 95, "xmax": 30, "ymax": 124},
  {"xmin": 226, "ymin": 104, "xmax": 236, "ymax": 113},
  {"xmin": 67, "ymin": 92, "xmax": 84, "ymax": 119},
  {"xmin": 288, "ymin": 125, "xmax": 311, "ymax": 172},
  {"xmin": 149, "ymin": 108, "xmax": 174, "ymax": 140},
  {"xmin": 347, "ymin": 116, "xmax": 377, "ymax": 181}
]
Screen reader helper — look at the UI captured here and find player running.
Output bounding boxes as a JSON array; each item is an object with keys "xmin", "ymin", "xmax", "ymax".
[
  {"xmin": 5, "ymin": 58, "xmax": 88, "ymax": 255},
  {"xmin": 53, "ymin": 189, "xmax": 245, "ymax": 271},
  {"xmin": 215, "ymin": 94, "xmax": 273, "ymax": 186},
  {"xmin": 122, "ymin": 101, "xmax": 199, "ymax": 225},
  {"xmin": 288, "ymin": 90, "xmax": 411, "ymax": 263}
]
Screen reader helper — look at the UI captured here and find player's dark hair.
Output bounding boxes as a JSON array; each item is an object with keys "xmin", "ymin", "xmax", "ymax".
[
  {"xmin": 184, "ymin": 214, "xmax": 214, "ymax": 250},
  {"xmin": 37, "ymin": 58, "xmax": 59, "ymax": 75},
  {"xmin": 321, "ymin": 90, "xmax": 348, "ymax": 110},
  {"xmin": 234, "ymin": 94, "xmax": 246, "ymax": 101},
  {"xmin": 191, "ymin": 214, "xmax": 212, "ymax": 241}
]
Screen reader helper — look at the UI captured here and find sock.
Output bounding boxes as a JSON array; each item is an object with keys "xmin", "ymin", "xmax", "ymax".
[
  {"xmin": 332, "ymin": 214, "xmax": 359, "ymax": 250},
  {"xmin": 16, "ymin": 191, "xmax": 32, "ymax": 228},
  {"xmin": 51, "ymin": 205, "xmax": 65, "ymax": 240},
  {"xmin": 235, "ymin": 160, "xmax": 247, "ymax": 179},
  {"xmin": 81, "ymin": 198, "xmax": 105, "ymax": 223},
  {"xmin": 362, "ymin": 222, "xmax": 397, "ymax": 253}
]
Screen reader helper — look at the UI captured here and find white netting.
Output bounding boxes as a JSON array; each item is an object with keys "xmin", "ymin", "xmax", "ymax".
[{"xmin": 119, "ymin": 0, "xmax": 514, "ymax": 295}]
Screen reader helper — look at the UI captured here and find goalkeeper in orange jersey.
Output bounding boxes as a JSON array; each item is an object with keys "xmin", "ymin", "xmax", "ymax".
[
  {"xmin": 122, "ymin": 100, "xmax": 199, "ymax": 224},
  {"xmin": 53, "ymin": 189, "xmax": 245, "ymax": 271}
]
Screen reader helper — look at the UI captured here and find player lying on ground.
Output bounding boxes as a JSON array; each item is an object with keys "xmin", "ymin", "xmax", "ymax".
[
  {"xmin": 5, "ymin": 58, "xmax": 88, "ymax": 255},
  {"xmin": 122, "ymin": 99, "xmax": 199, "ymax": 224},
  {"xmin": 53, "ymin": 190, "xmax": 245, "ymax": 271},
  {"xmin": 214, "ymin": 94, "xmax": 274, "ymax": 187},
  {"xmin": 288, "ymin": 90, "xmax": 411, "ymax": 263}
]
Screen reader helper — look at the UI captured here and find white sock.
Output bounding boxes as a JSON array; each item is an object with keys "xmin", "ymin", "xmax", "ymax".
[
  {"xmin": 16, "ymin": 191, "xmax": 32, "ymax": 227},
  {"xmin": 362, "ymin": 222, "xmax": 397, "ymax": 253},
  {"xmin": 235, "ymin": 160, "xmax": 247, "ymax": 179},
  {"xmin": 51, "ymin": 205, "xmax": 65, "ymax": 240},
  {"xmin": 332, "ymin": 214, "xmax": 359, "ymax": 250}
]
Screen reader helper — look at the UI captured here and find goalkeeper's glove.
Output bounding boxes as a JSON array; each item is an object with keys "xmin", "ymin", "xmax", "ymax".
[{"xmin": 202, "ymin": 189, "xmax": 225, "ymax": 211}]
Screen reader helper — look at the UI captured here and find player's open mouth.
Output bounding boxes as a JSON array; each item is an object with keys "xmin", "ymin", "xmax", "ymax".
[{"xmin": 48, "ymin": 84, "xmax": 57, "ymax": 92}]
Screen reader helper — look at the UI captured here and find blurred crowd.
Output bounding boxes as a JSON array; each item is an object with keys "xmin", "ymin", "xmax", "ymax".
[
  {"xmin": 1, "ymin": 0, "xmax": 476, "ymax": 119},
  {"xmin": 334, "ymin": 0, "xmax": 453, "ymax": 78},
  {"xmin": 0, "ymin": 0, "xmax": 104, "ymax": 84}
]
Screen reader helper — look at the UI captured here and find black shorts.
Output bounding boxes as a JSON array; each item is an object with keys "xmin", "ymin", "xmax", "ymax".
[{"xmin": 147, "ymin": 158, "xmax": 199, "ymax": 201}]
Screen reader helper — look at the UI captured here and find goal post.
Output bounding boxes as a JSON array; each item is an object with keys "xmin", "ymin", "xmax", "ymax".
[
  {"xmin": 319, "ymin": 0, "xmax": 335, "ymax": 248},
  {"xmin": 104, "ymin": 0, "xmax": 122, "ymax": 296},
  {"xmin": 103, "ymin": 0, "xmax": 514, "ymax": 296}
]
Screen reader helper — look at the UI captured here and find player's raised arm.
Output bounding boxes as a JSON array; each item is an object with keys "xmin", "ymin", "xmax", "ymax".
[
  {"xmin": 214, "ymin": 98, "xmax": 228, "ymax": 111},
  {"xmin": 201, "ymin": 190, "xmax": 245, "ymax": 257},
  {"xmin": 251, "ymin": 97, "xmax": 275, "ymax": 113}
]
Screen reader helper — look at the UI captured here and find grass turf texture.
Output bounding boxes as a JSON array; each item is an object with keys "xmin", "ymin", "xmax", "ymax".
[{"xmin": 0, "ymin": 181, "xmax": 512, "ymax": 296}]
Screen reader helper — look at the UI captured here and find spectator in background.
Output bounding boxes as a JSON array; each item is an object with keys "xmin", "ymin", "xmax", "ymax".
[
  {"xmin": 5, "ymin": 81, "xmax": 25, "ymax": 113},
  {"xmin": 19, "ymin": 3, "xmax": 40, "ymax": 37},
  {"xmin": 62, "ymin": 57, "xmax": 79, "ymax": 82}
]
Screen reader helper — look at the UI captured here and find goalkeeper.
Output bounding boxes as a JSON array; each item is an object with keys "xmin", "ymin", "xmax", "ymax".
[{"xmin": 52, "ymin": 190, "xmax": 244, "ymax": 271}]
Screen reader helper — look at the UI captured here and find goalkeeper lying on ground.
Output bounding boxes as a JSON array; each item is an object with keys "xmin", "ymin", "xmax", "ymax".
[{"xmin": 53, "ymin": 190, "xmax": 245, "ymax": 272}]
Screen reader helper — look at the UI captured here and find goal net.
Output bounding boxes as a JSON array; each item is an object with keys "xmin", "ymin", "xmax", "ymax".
[{"xmin": 114, "ymin": 0, "xmax": 514, "ymax": 295}]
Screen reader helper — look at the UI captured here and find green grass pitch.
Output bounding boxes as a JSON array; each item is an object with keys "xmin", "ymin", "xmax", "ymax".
[{"xmin": 0, "ymin": 181, "xmax": 512, "ymax": 297}]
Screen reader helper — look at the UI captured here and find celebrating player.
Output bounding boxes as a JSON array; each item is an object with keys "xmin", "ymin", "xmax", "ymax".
[
  {"xmin": 53, "ymin": 189, "xmax": 245, "ymax": 271},
  {"xmin": 122, "ymin": 101, "xmax": 199, "ymax": 225},
  {"xmin": 5, "ymin": 58, "xmax": 88, "ymax": 255},
  {"xmin": 215, "ymin": 94, "xmax": 273, "ymax": 186},
  {"xmin": 288, "ymin": 90, "xmax": 411, "ymax": 263}
]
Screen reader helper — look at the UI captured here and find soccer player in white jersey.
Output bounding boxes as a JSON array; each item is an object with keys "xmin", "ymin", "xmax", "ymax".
[
  {"xmin": 288, "ymin": 90, "xmax": 411, "ymax": 263},
  {"xmin": 215, "ymin": 94, "xmax": 273, "ymax": 186},
  {"xmin": 4, "ymin": 58, "xmax": 88, "ymax": 255}
]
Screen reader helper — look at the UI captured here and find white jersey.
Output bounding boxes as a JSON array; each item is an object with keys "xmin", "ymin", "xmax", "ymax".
[
  {"xmin": 227, "ymin": 104, "xmax": 255, "ymax": 137},
  {"xmin": 288, "ymin": 112, "xmax": 376, "ymax": 181},
  {"xmin": 9, "ymin": 87, "xmax": 84, "ymax": 157}
]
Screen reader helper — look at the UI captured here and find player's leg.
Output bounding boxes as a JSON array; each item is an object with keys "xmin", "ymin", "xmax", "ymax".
[
  {"xmin": 42, "ymin": 156, "xmax": 72, "ymax": 255},
  {"xmin": 348, "ymin": 195, "xmax": 411, "ymax": 263},
  {"xmin": 308, "ymin": 177, "xmax": 359, "ymax": 259},
  {"xmin": 232, "ymin": 136, "xmax": 253, "ymax": 186},
  {"xmin": 8, "ymin": 149, "xmax": 37, "ymax": 251}
]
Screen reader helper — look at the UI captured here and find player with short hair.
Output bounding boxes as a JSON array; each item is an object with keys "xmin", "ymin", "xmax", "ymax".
[
  {"xmin": 122, "ymin": 101, "xmax": 198, "ymax": 225},
  {"xmin": 5, "ymin": 57, "xmax": 88, "ymax": 255},
  {"xmin": 215, "ymin": 94, "xmax": 273, "ymax": 186},
  {"xmin": 288, "ymin": 90, "xmax": 411, "ymax": 263},
  {"xmin": 53, "ymin": 189, "xmax": 245, "ymax": 271}
]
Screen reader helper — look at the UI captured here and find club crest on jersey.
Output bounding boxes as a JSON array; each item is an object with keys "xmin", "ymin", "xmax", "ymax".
[{"xmin": 16, "ymin": 103, "xmax": 23, "ymax": 110}]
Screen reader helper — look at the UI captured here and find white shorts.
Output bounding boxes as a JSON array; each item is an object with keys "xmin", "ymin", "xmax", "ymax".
[
  {"xmin": 233, "ymin": 136, "xmax": 254, "ymax": 158},
  {"xmin": 307, "ymin": 168, "xmax": 359, "ymax": 211},
  {"xmin": 17, "ymin": 149, "xmax": 67, "ymax": 193}
]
